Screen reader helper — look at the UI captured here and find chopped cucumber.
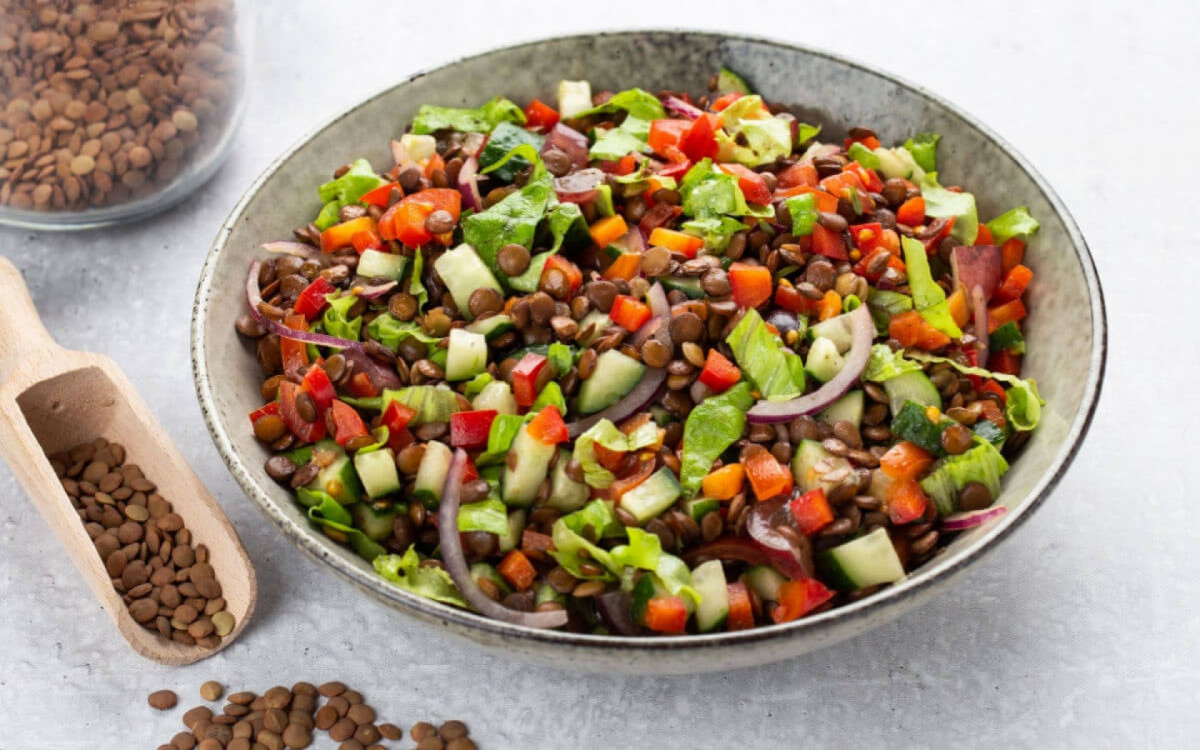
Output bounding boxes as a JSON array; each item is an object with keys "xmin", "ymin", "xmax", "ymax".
[
  {"xmin": 744, "ymin": 565, "xmax": 787, "ymax": 601},
  {"xmin": 307, "ymin": 441, "xmax": 361, "ymax": 505},
  {"xmin": 715, "ymin": 66, "xmax": 753, "ymax": 95},
  {"xmin": 808, "ymin": 312, "xmax": 859, "ymax": 354},
  {"xmin": 470, "ymin": 562, "xmax": 511, "ymax": 596},
  {"xmin": 806, "ymin": 337, "xmax": 845, "ymax": 383},
  {"xmin": 891, "ymin": 400, "xmax": 949, "ymax": 455},
  {"xmin": 445, "ymin": 328, "xmax": 488, "ymax": 382},
  {"xmin": 874, "ymin": 147, "xmax": 922, "ymax": 180},
  {"xmin": 576, "ymin": 349, "xmax": 645, "ymax": 415},
  {"xmin": 472, "ymin": 380, "xmax": 518, "ymax": 415},
  {"xmin": 413, "ymin": 440, "xmax": 452, "ymax": 507},
  {"xmin": 357, "ymin": 249, "xmax": 407, "ymax": 281},
  {"xmin": 692, "ymin": 560, "xmax": 730, "ymax": 633},
  {"xmin": 576, "ymin": 311, "xmax": 612, "ymax": 347},
  {"xmin": 383, "ymin": 385, "xmax": 460, "ymax": 425},
  {"xmin": 620, "ymin": 468, "xmax": 682, "ymax": 525},
  {"xmin": 498, "ymin": 509, "xmax": 527, "ymax": 553},
  {"xmin": 817, "ymin": 527, "xmax": 906, "ymax": 591},
  {"xmin": 546, "ymin": 449, "xmax": 589, "ymax": 513},
  {"xmin": 353, "ymin": 447, "xmax": 400, "ymax": 498},
  {"xmin": 595, "ymin": 184, "xmax": 615, "ymax": 216},
  {"xmin": 883, "ymin": 370, "xmax": 942, "ymax": 415},
  {"xmin": 683, "ymin": 496, "xmax": 720, "ymax": 523},
  {"xmin": 661, "ymin": 275, "xmax": 705, "ymax": 300},
  {"xmin": 352, "ymin": 502, "xmax": 399, "ymax": 541},
  {"xmin": 465, "ymin": 313, "xmax": 515, "ymax": 342},
  {"xmin": 817, "ymin": 389, "xmax": 864, "ymax": 429},
  {"xmin": 557, "ymin": 80, "xmax": 593, "ymax": 119},
  {"xmin": 791, "ymin": 439, "xmax": 855, "ymax": 494},
  {"xmin": 501, "ymin": 425, "xmax": 556, "ymax": 507},
  {"xmin": 433, "ymin": 244, "xmax": 502, "ymax": 320}
]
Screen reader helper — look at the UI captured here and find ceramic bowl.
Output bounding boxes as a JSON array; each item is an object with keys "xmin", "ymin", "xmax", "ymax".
[{"xmin": 192, "ymin": 31, "xmax": 1105, "ymax": 674}]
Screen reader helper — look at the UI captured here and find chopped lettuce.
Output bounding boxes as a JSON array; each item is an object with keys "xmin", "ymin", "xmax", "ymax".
[
  {"xmin": 906, "ymin": 351, "xmax": 1044, "ymax": 431},
  {"xmin": 410, "ymin": 96, "xmax": 525, "ymax": 135},
  {"xmin": 679, "ymin": 159, "xmax": 773, "ymax": 219},
  {"xmin": 904, "ymin": 132, "xmax": 941, "ymax": 173},
  {"xmin": 919, "ymin": 442, "xmax": 1009, "ymax": 516},
  {"xmin": 475, "ymin": 413, "xmax": 526, "ymax": 466},
  {"xmin": 727, "ymin": 308, "xmax": 806, "ymax": 400},
  {"xmin": 546, "ymin": 342, "xmax": 574, "ymax": 376},
  {"xmin": 299, "ymin": 488, "xmax": 385, "ymax": 561},
  {"xmin": 463, "ymin": 145, "xmax": 554, "ymax": 269},
  {"xmin": 322, "ymin": 294, "xmax": 362, "ymax": 342},
  {"xmin": 576, "ymin": 88, "xmax": 666, "ymax": 121},
  {"xmin": 543, "ymin": 201, "xmax": 589, "ymax": 253},
  {"xmin": 374, "ymin": 545, "xmax": 468, "ymax": 608},
  {"xmin": 531, "ymin": 381, "xmax": 566, "ymax": 414},
  {"xmin": 901, "ymin": 236, "xmax": 963, "ymax": 338},
  {"xmin": 681, "ymin": 216, "xmax": 747, "ymax": 252},
  {"xmin": 986, "ymin": 206, "xmax": 1040, "ymax": 245},
  {"xmin": 610, "ymin": 528, "xmax": 701, "ymax": 606},
  {"xmin": 785, "ymin": 192, "xmax": 818, "ymax": 236},
  {"xmin": 549, "ymin": 500, "xmax": 622, "ymax": 580},
  {"xmin": 863, "ymin": 344, "xmax": 923, "ymax": 382},
  {"xmin": 571, "ymin": 418, "xmax": 660, "ymax": 489},
  {"xmin": 989, "ymin": 321, "xmax": 1026, "ymax": 355},
  {"xmin": 456, "ymin": 496, "xmax": 509, "ymax": 535},
  {"xmin": 919, "ymin": 172, "xmax": 978, "ymax": 244},
  {"xmin": 713, "ymin": 96, "xmax": 795, "ymax": 167},
  {"xmin": 847, "ymin": 142, "xmax": 880, "ymax": 170},
  {"xmin": 679, "ymin": 382, "xmax": 754, "ymax": 496},
  {"xmin": 408, "ymin": 248, "xmax": 428, "ymax": 312},
  {"xmin": 314, "ymin": 158, "xmax": 387, "ymax": 229},
  {"xmin": 867, "ymin": 289, "xmax": 913, "ymax": 334},
  {"xmin": 578, "ymin": 88, "xmax": 665, "ymax": 162},
  {"xmin": 366, "ymin": 313, "xmax": 440, "ymax": 354},
  {"xmin": 478, "ymin": 121, "xmax": 545, "ymax": 182}
]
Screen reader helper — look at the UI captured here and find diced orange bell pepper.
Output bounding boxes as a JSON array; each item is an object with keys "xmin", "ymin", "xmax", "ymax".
[
  {"xmin": 777, "ymin": 162, "xmax": 818, "ymax": 190},
  {"xmin": 526, "ymin": 405, "xmax": 569, "ymax": 445},
  {"xmin": 789, "ymin": 488, "xmax": 834, "ymax": 535},
  {"xmin": 320, "ymin": 216, "xmax": 378, "ymax": 253},
  {"xmin": 729, "ymin": 262, "xmax": 773, "ymax": 308},
  {"xmin": 359, "ymin": 182, "xmax": 400, "ymax": 208},
  {"xmin": 711, "ymin": 92, "xmax": 743, "ymax": 111},
  {"xmin": 647, "ymin": 119, "xmax": 691, "ymax": 161},
  {"xmin": 423, "ymin": 151, "xmax": 445, "ymax": 180},
  {"xmin": 818, "ymin": 290, "xmax": 842, "ymax": 321},
  {"xmin": 701, "ymin": 463, "xmax": 745, "ymax": 501},
  {"xmin": 379, "ymin": 188, "xmax": 461, "ymax": 248},
  {"xmin": 896, "ymin": 196, "xmax": 926, "ymax": 227},
  {"xmin": 602, "ymin": 252, "xmax": 641, "ymax": 281},
  {"xmin": 887, "ymin": 479, "xmax": 929, "ymax": 525},
  {"xmin": 774, "ymin": 280, "xmax": 821, "ymax": 316},
  {"xmin": 280, "ymin": 313, "xmax": 310, "ymax": 374},
  {"xmin": 609, "ymin": 295, "xmax": 653, "ymax": 332},
  {"xmin": 589, "ymin": 215, "xmax": 629, "ymax": 248},
  {"xmin": 771, "ymin": 579, "xmax": 834, "ymax": 623},
  {"xmin": 743, "ymin": 447, "xmax": 793, "ymax": 501},
  {"xmin": 946, "ymin": 287, "xmax": 969, "ymax": 328},
  {"xmin": 879, "ymin": 441, "xmax": 934, "ymax": 482},
  {"xmin": 726, "ymin": 581, "xmax": 755, "ymax": 631},
  {"xmin": 993, "ymin": 264, "xmax": 1033, "ymax": 304},
  {"xmin": 775, "ymin": 185, "xmax": 838, "ymax": 213},
  {"xmin": 889, "ymin": 310, "xmax": 952, "ymax": 350},
  {"xmin": 541, "ymin": 254, "xmax": 583, "ymax": 293},
  {"xmin": 649, "ymin": 227, "xmax": 705, "ymax": 258},
  {"xmin": 1001, "ymin": 238, "xmax": 1026, "ymax": 273},
  {"xmin": 987, "ymin": 299, "xmax": 1027, "ymax": 333},
  {"xmin": 497, "ymin": 550, "xmax": 538, "ymax": 591},
  {"xmin": 643, "ymin": 596, "xmax": 688, "ymax": 633}
]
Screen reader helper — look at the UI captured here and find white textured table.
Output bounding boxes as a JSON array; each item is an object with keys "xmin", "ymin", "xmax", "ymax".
[{"xmin": 2, "ymin": 1, "xmax": 1196, "ymax": 747}]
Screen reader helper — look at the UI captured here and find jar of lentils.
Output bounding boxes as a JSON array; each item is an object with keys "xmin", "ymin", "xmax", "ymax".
[{"xmin": 0, "ymin": 0, "xmax": 249, "ymax": 229}]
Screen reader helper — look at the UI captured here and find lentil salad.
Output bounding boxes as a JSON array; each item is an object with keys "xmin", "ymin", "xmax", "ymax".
[{"xmin": 235, "ymin": 68, "xmax": 1044, "ymax": 635}]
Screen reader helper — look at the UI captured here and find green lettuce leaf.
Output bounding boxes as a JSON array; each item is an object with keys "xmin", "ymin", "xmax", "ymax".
[
  {"xmin": 322, "ymin": 294, "xmax": 362, "ymax": 342},
  {"xmin": 919, "ymin": 442, "xmax": 1009, "ymax": 516},
  {"xmin": 410, "ymin": 97, "xmax": 526, "ymax": 135},
  {"xmin": 867, "ymin": 289, "xmax": 914, "ymax": 333},
  {"xmin": 904, "ymin": 132, "xmax": 941, "ymax": 173},
  {"xmin": 847, "ymin": 142, "xmax": 880, "ymax": 170},
  {"xmin": 863, "ymin": 344, "xmax": 923, "ymax": 382},
  {"xmin": 989, "ymin": 321, "xmax": 1026, "ymax": 355},
  {"xmin": 298, "ymin": 488, "xmax": 385, "ymax": 561},
  {"xmin": 577, "ymin": 89, "xmax": 665, "ymax": 162},
  {"xmin": 901, "ymin": 236, "xmax": 963, "ymax": 339},
  {"xmin": 919, "ymin": 172, "xmax": 978, "ymax": 245},
  {"xmin": 610, "ymin": 528, "xmax": 701, "ymax": 606},
  {"xmin": 571, "ymin": 418, "xmax": 661, "ymax": 489},
  {"xmin": 549, "ymin": 500, "xmax": 623, "ymax": 580},
  {"xmin": 726, "ymin": 308, "xmax": 805, "ymax": 399},
  {"xmin": 681, "ymin": 216, "xmax": 746, "ymax": 252},
  {"xmin": 366, "ymin": 313, "xmax": 440, "ymax": 354},
  {"xmin": 785, "ymin": 192, "xmax": 818, "ymax": 236},
  {"xmin": 315, "ymin": 158, "xmax": 387, "ymax": 229},
  {"xmin": 986, "ymin": 206, "xmax": 1040, "ymax": 244},
  {"xmin": 374, "ymin": 545, "xmax": 468, "ymax": 608},
  {"xmin": 905, "ymin": 351, "xmax": 1044, "ymax": 431},
  {"xmin": 464, "ymin": 144, "xmax": 554, "ymax": 269},
  {"xmin": 679, "ymin": 382, "xmax": 754, "ymax": 496},
  {"xmin": 679, "ymin": 159, "xmax": 771, "ymax": 219},
  {"xmin": 457, "ymin": 497, "xmax": 509, "ymax": 535},
  {"xmin": 475, "ymin": 413, "xmax": 526, "ymax": 466},
  {"xmin": 543, "ymin": 201, "xmax": 589, "ymax": 253},
  {"xmin": 477, "ymin": 121, "xmax": 545, "ymax": 182},
  {"xmin": 576, "ymin": 88, "xmax": 666, "ymax": 121},
  {"xmin": 713, "ymin": 96, "xmax": 794, "ymax": 167},
  {"xmin": 531, "ymin": 381, "xmax": 566, "ymax": 414}
]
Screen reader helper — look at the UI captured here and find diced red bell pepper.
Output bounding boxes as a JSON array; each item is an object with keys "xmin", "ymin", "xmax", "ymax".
[
  {"xmin": 657, "ymin": 160, "xmax": 692, "ymax": 180},
  {"xmin": 776, "ymin": 162, "xmax": 818, "ymax": 190},
  {"xmin": 379, "ymin": 188, "xmax": 461, "ymax": 248},
  {"xmin": 293, "ymin": 276, "xmax": 336, "ymax": 320},
  {"xmin": 987, "ymin": 299, "xmax": 1027, "ymax": 333},
  {"xmin": 920, "ymin": 216, "xmax": 956, "ymax": 253},
  {"xmin": 614, "ymin": 154, "xmax": 638, "ymax": 175},
  {"xmin": 896, "ymin": 196, "xmax": 925, "ymax": 227},
  {"xmin": 450, "ymin": 409, "xmax": 498, "ymax": 449},
  {"xmin": 979, "ymin": 379, "xmax": 1008, "ymax": 406},
  {"xmin": 879, "ymin": 441, "xmax": 934, "ymax": 483},
  {"xmin": 993, "ymin": 264, "xmax": 1033, "ymax": 304},
  {"xmin": 988, "ymin": 350, "xmax": 1022, "ymax": 377},
  {"xmin": 350, "ymin": 230, "xmax": 383, "ymax": 254},
  {"xmin": 698, "ymin": 349, "xmax": 741, "ymax": 394},
  {"xmin": 887, "ymin": 480, "xmax": 929, "ymax": 525},
  {"xmin": 320, "ymin": 216, "xmax": 378, "ymax": 254},
  {"xmin": 1001, "ymin": 238, "xmax": 1026, "ymax": 273},
  {"xmin": 979, "ymin": 399, "xmax": 1006, "ymax": 428},
  {"xmin": 511, "ymin": 353, "xmax": 548, "ymax": 408},
  {"xmin": 681, "ymin": 112, "xmax": 720, "ymax": 162},
  {"xmin": 461, "ymin": 456, "xmax": 480, "ymax": 484},
  {"xmin": 771, "ymin": 579, "xmax": 835, "ymax": 624},
  {"xmin": 609, "ymin": 459, "xmax": 655, "ymax": 498},
  {"xmin": 842, "ymin": 160, "xmax": 882, "ymax": 193},
  {"xmin": 643, "ymin": 595, "xmax": 688, "ymax": 633},
  {"xmin": 348, "ymin": 371, "xmax": 378, "ymax": 398},
  {"xmin": 844, "ymin": 134, "xmax": 882, "ymax": 150},
  {"xmin": 523, "ymin": 98, "xmax": 560, "ymax": 131},
  {"xmin": 248, "ymin": 401, "xmax": 280, "ymax": 424},
  {"xmin": 719, "ymin": 163, "xmax": 772, "ymax": 206},
  {"xmin": 852, "ymin": 247, "xmax": 906, "ymax": 283},
  {"xmin": 789, "ymin": 488, "xmax": 834, "ymax": 535},
  {"xmin": 743, "ymin": 447, "xmax": 794, "ymax": 501},
  {"xmin": 774, "ymin": 281, "xmax": 820, "ymax": 316},
  {"xmin": 541, "ymin": 254, "xmax": 582, "ymax": 293},
  {"xmin": 848, "ymin": 222, "xmax": 885, "ymax": 256},
  {"xmin": 278, "ymin": 380, "xmax": 325, "ymax": 444},
  {"xmin": 359, "ymin": 182, "xmax": 399, "ymax": 208},
  {"xmin": 380, "ymin": 400, "xmax": 416, "ymax": 453},
  {"xmin": 819, "ymin": 170, "xmax": 865, "ymax": 200},
  {"xmin": 726, "ymin": 581, "xmax": 755, "ymax": 631},
  {"xmin": 711, "ymin": 92, "xmax": 743, "ymax": 111},
  {"xmin": 648, "ymin": 227, "xmax": 705, "ymax": 259},
  {"xmin": 728, "ymin": 262, "xmax": 773, "ymax": 309},
  {"xmin": 974, "ymin": 223, "xmax": 994, "ymax": 245},
  {"xmin": 647, "ymin": 119, "xmax": 691, "ymax": 161},
  {"xmin": 497, "ymin": 550, "xmax": 538, "ymax": 591},
  {"xmin": 811, "ymin": 224, "xmax": 849, "ymax": 261},
  {"xmin": 327, "ymin": 399, "xmax": 370, "ymax": 447},
  {"xmin": 280, "ymin": 314, "xmax": 310, "ymax": 375},
  {"xmin": 610, "ymin": 295, "xmax": 653, "ymax": 332},
  {"xmin": 301, "ymin": 365, "xmax": 336, "ymax": 414}
]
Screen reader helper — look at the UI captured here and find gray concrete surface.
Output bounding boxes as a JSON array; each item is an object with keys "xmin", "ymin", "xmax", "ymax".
[{"xmin": 1, "ymin": 1, "xmax": 1196, "ymax": 747}]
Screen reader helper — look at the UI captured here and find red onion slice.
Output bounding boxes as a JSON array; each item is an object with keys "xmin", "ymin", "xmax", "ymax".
[
  {"xmin": 950, "ymin": 245, "xmax": 1003, "ymax": 302},
  {"xmin": 245, "ymin": 261, "xmax": 366, "ymax": 351},
  {"xmin": 630, "ymin": 283, "xmax": 672, "ymax": 348},
  {"xmin": 746, "ymin": 305, "xmax": 874, "ymax": 423},
  {"xmin": 682, "ymin": 536, "xmax": 808, "ymax": 580},
  {"xmin": 457, "ymin": 156, "xmax": 483, "ymax": 213},
  {"xmin": 354, "ymin": 281, "xmax": 397, "ymax": 300},
  {"xmin": 942, "ymin": 506, "xmax": 1007, "ymax": 531},
  {"xmin": 461, "ymin": 132, "xmax": 487, "ymax": 159},
  {"xmin": 594, "ymin": 591, "xmax": 639, "ymax": 636},
  {"xmin": 662, "ymin": 95, "xmax": 703, "ymax": 120},
  {"xmin": 390, "ymin": 138, "xmax": 409, "ymax": 166},
  {"xmin": 610, "ymin": 226, "xmax": 646, "ymax": 255},
  {"xmin": 554, "ymin": 168, "xmax": 605, "ymax": 204},
  {"xmin": 566, "ymin": 368, "xmax": 667, "ymax": 439},
  {"xmin": 261, "ymin": 241, "xmax": 321, "ymax": 259},
  {"xmin": 541, "ymin": 123, "xmax": 590, "ymax": 169},
  {"xmin": 439, "ymin": 449, "xmax": 568, "ymax": 629},
  {"xmin": 971, "ymin": 285, "xmax": 990, "ymax": 365},
  {"xmin": 339, "ymin": 347, "xmax": 403, "ymax": 392},
  {"xmin": 746, "ymin": 496, "xmax": 815, "ymax": 579}
]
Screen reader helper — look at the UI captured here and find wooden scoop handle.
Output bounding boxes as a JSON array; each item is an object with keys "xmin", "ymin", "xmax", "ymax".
[{"xmin": 0, "ymin": 257, "xmax": 59, "ymax": 383}]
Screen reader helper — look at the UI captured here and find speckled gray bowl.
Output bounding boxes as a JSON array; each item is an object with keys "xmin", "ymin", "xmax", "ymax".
[{"xmin": 192, "ymin": 31, "xmax": 1105, "ymax": 674}]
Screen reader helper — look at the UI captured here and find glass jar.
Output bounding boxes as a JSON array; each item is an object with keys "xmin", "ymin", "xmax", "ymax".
[{"xmin": 0, "ymin": 0, "xmax": 251, "ymax": 229}]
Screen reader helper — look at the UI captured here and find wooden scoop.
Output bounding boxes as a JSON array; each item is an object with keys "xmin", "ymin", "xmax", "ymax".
[{"xmin": 0, "ymin": 256, "xmax": 256, "ymax": 665}]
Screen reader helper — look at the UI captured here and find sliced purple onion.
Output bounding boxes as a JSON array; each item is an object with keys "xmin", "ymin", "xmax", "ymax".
[
  {"xmin": 261, "ymin": 241, "xmax": 321, "ymax": 259},
  {"xmin": 942, "ymin": 506, "xmax": 1007, "ymax": 531},
  {"xmin": 554, "ymin": 168, "xmax": 605, "ymax": 204},
  {"xmin": 682, "ymin": 536, "xmax": 808, "ymax": 581},
  {"xmin": 971, "ymin": 285, "xmax": 990, "ymax": 365},
  {"xmin": 746, "ymin": 495, "xmax": 815, "ymax": 579},
  {"xmin": 457, "ymin": 156, "xmax": 483, "ymax": 213},
  {"xmin": 662, "ymin": 95, "xmax": 703, "ymax": 120},
  {"xmin": 746, "ymin": 304, "xmax": 874, "ymax": 423},
  {"xmin": 439, "ymin": 449, "xmax": 568, "ymax": 629},
  {"xmin": 354, "ymin": 280, "xmax": 397, "ymax": 300},
  {"xmin": 566, "ymin": 368, "xmax": 667, "ymax": 439},
  {"xmin": 339, "ymin": 347, "xmax": 403, "ymax": 392},
  {"xmin": 390, "ymin": 138, "xmax": 409, "ymax": 166},
  {"xmin": 541, "ymin": 123, "xmax": 589, "ymax": 170},
  {"xmin": 245, "ymin": 261, "xmax": 366, "ymax": 351},
  {"xmin": 460, "ymin": 132, "xmax": 487, "ymax": 159},
  {"xmin": 950, "ymin": 245, "xmax": 1003, "ymax": 302},
  {"xmin": 610, "ymin": 225, "xmax": 645, "ymax": 255},
  {"xmin": 797, "ymin": 142, "xmax": 839, "ymax": 165},
  {"xmin": 630, "ymin": 283, "xmax": 672, "ymax": 348},
  {"xmin": 594, "ymin": 590, "xmax": 639, "ymax": 636}
]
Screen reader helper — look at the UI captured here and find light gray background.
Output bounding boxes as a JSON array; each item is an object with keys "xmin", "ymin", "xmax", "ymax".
[{"xmin": 1, "ymin": 1, "xmax": 1195, "ymax": 747}]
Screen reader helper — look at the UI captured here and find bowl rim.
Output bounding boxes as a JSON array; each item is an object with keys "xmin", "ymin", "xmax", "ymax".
[{"xmin": 192, "ymin": 29, "xmax": 1107, "ymax": 655}]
